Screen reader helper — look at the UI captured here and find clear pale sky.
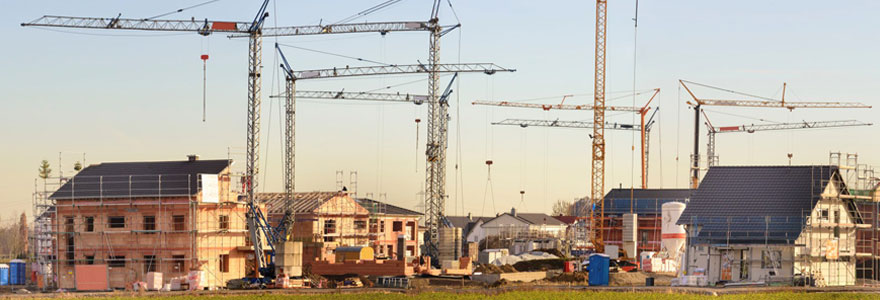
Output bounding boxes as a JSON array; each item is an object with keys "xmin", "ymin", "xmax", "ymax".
[{"xmin": 2, "ymin": 1, "xmax": 878, "ymax": 223}]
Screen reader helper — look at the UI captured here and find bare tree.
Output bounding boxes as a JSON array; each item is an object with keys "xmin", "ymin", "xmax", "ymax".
[
  {"xmin": 552, "ymin": 200, "xmax": 573, "ymax": 216},
  {"xmin": 18, "ymin": 213, "xmax": 28, "ymax": 259}
]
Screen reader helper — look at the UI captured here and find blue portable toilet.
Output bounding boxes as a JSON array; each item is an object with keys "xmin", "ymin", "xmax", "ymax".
[
  {"xmin": 588, "ymin": 253, "xmax": 610, "ymax": 286},
  {"xmin": 0, "ymin": 264, "xmax": 8, "ymax": 286},
  {"xmin": 9, "ymin": 259, "xmax": 25, "ymax": 285}
]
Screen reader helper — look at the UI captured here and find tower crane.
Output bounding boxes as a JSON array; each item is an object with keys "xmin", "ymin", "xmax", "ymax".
[
  {"xmin": 273, "ymin": 59, "xmax": 509, "ymax": 263},
  {"xmin": 680, "ymin": 80, "xmax": 872, "ymax": 188},
  {"xmin": 701, "ymin": 110, "xmax": 872, "ymax": 167},
  {"xmin": 473, "ymin": 88, "xmax": 658, "ymax": 189},
  {"xmin": 592, "ymin": 0, "xmax": 609, "ymax": 253},
  {"xmin": 21, "ymin": 1, "xmax": 470, "ymax": 276}
]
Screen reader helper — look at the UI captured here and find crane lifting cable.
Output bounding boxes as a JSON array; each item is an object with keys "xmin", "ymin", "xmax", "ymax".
[{"xmin": 144, "ymin": 0, "xmax": 224, "ymax": 21}]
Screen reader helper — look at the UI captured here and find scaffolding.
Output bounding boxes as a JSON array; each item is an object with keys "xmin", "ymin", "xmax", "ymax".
[
  {"xmin": 32, "ymin": 172, "xmax": 252, "ymax": 290},
  {"xmin": 680, "ymin": 166, "xmax": 870, "ymax": 287},
  {"xmin": 830, "ymin": 152, "xmax": 880, "ymax": 285}
]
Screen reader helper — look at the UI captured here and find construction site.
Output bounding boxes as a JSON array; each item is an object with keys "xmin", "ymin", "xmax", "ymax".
[{"xmin": 3, "ymin": 0, "xmax": 880, "ymax": 298}]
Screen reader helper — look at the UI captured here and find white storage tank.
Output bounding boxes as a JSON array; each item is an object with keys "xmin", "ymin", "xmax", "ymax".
[{"xmin": 661, "ymin": 202, "xmax": 687, "ymax": 258}]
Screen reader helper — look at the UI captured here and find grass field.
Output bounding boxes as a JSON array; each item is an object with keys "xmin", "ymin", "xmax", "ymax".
[{"xmin": 82, "ymin": 291, "xmax": 880, "ymax": 300}]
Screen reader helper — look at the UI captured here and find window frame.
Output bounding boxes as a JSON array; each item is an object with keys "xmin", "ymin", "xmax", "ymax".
[
  {"xmin": 143, "ymin": 255, "xmax": 157, "ymax": 273},
  {"xmin": 108, "ymin": 255, "xmax": 126, "ymax": 268},
  {"xmin": 108, "ymin": 216, "xmax": 126, "ymax": 229},
  {"xmin": 143, "ymin": 215, "xmax": 156, "ymax": 232},
  {"xmin": 219, "ymin": 254, "xmax": 230, "ymax": 273},
  {"xmin": 219, "ymin": 215, "xmax": 230, "ymax": 230},
  {"xmin": 84, "ymin": 216, "xmax": 95, "ymax": 232},
  {"xmin": 172, "ymin": 215, "xmax": 186, "ymax": 231}
]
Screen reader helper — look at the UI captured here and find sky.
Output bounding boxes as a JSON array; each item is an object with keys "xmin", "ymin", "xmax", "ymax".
[{"xmin": 1, "ymin": 0, "xmax": 878, "ymax": 222}]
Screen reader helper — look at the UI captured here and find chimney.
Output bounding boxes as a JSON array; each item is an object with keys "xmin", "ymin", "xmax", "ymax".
[
  {"xmin": 467, "ymin": 212, "xmax": 472, "ymax": 221},
  {"xmin": 187, "ymin": 154, "xmax": 200, "ymax": 162},
  {"xmin": 510, "ymin": 207, "xmax": 516, "ymax": 217}
]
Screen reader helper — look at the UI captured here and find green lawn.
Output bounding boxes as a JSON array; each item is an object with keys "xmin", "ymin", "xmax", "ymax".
[{"xmin": 91, "ymin": 291, "xmax": 880, "ymax": 300}]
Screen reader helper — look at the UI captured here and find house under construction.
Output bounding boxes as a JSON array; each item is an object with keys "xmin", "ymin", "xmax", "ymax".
[{"xmin": 35, "ymin": 156, "xmax": 251, "ymax": 290}]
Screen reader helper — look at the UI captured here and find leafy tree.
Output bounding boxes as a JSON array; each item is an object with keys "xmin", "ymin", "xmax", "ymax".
[
  {"xmin": 73, "ymin": 161, "xmax": 83, "ymax": 172},
  {"xmin": 38, "ymin": 160, "xmax": 51, "ymax": 179}
]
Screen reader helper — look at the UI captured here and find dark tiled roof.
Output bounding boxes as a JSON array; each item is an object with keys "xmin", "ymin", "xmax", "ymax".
[
  {"xmin": 49, "ymin": 159, "xmax": 230, "ymax": 200},
  {"xmin": 603, "ymin": 188, "xmax": 692, "ymax": 215},
  {"xmin": 258, "ymin": 192, "xmax": 340, "ymax": 214},
  {"xmin": 444, "ymin": 216, "xmax": 491, "ymax": 229},
  {"xmin": 515, "ymin": 213, "xmax": 567, "ymax": 226},
  {"xmin": 553, "ymin": 215, "xmax": 578, "ymax": 224},
  {"xmin": 678, "ymin": 165, "xmax": 846, "ymax": 245},
  {"xmin": 355, "ymin": 198, "xmax": 422, "ymax": 216}
]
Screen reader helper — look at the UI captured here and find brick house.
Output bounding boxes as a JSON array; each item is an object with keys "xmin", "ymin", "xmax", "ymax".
[
  {"xmin": 259, "ymin": 192, "xmax": 421, "ymax": 263},
  {"xmin": 49, "ymin": 156, "xmax": 249, "ymax": 290}
]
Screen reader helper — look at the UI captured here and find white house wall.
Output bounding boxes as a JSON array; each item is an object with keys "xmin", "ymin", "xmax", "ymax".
[{"xmin": 793, "ymin": 185, "xmax": 858, "ymax": 287}]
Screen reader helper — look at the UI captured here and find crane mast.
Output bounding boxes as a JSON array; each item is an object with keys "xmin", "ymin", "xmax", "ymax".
[{"xmin": 591, "ymin": 0, "xmax": 608, "ymax": 253}]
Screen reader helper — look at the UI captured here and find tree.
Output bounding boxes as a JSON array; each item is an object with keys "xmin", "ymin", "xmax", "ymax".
[
  {"xmin": 73, "ymin": 161, "xmax": 83, "ymax": 172},
  {"xmin": 18, "ymin": 213, "xmax": 27, "ymax": 259},
  {"xmin": 552, "ymin": 199, "xmax": 573, "ymax": 216},
  {"xmin": 38, "ymin": 160, "xmax": 51, "ymax": 179}
]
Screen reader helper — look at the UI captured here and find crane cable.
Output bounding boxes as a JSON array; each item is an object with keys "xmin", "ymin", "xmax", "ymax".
[
  {"xmin": 333, "ymin": 0, "xmax": 404, "ymax": 25},
  {"xmin": 144, "ymin": 0, "xmax": 224, "ymax": 20},
  {"xmin": 276, "ymin": 43, "xmax": 392, "ymax": 66},
  {"xmin": 453, "ymin": 6, "xmax": 465, "ymax": 216}
]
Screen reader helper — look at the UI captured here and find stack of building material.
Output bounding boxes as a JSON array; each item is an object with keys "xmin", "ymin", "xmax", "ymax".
[
  {"xmin": 145, "ymin": 272, "xmax": 163, "ymax": 291},
  {"xmin": 479, "ymin": 249, "xmax": 508, "ymax": 264},
  {"xmin": 622, "ymin": 213, "xmax": 638, "ymax": 259},
  {"xmin": 438, "ymin": 227, "xmax": 462, "ymax": 263},
  {"xmin": 277, "ymin": 241, "xmax": 304, "ymax": 277}
]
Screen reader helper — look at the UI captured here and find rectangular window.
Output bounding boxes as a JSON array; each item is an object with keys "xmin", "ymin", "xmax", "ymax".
[
  {"xmin": 219, "ymin": 254, "xmax": 229, "ymax": 273},
  {"xmin": 109, "ymin": 255, "xmax": 126, "ymax": 268},
  {"xmin": 172, "ymin": 255, "xmax": 185, "ymax": 272},
  {"xmin": 324, "ymin": 219, "xmax": 336, "ymax": 234},
  {"xmin": 393, "ymin": 221, "xmax": 403, "ymax": 232},
  {"xmin": 387, "ymin": 245, "xmax": 393, "ymax": 256},
  {"xmin": 85, "ymin": 216, "xmax": 94, "ymax": 232},
  {"xmin": 354, "ymin": 220, "xmax": 367, "ymax": 230},
  {"xmin": 143, "ymin": 255, "xmax": 157, "ymax": 272},
  {"xmin": 369, "ymin": 219, "xmax": 378, "ymax": 233},
  {"xmin": 323, "ymin": 236, "xmax": 336, "ymax": 242},
  {"xmin": 833, "ymin": 210, "xmax": 840, "ymax": 223},
  {"xmin": 834, "ymin": 226, "xmax": 841, "ymax": 238},
  {"xmin": 65, "ymin": 217, "xmax": 74, "ymax": 232},
  {"xmin": 108, "ymin": 216, "xmax": 125, "ymax": 228},
  {"xmin": 173, "ymin": 215, "xmax": 185, "ymax": 231},
  {"xmin": 380, "ymin": 221, "xmax": 386, "ymax": 233},
  {"xmin": 761, "ymin": 250, "xmax": 781, "ymax": 269},
  {"xmin": 85, "ymin": 256, "xmax": 95, "ymax": 265},
  {"xmin": 143, "ymin": 215, "xmax": 156, "ymax": 231},
  {"xmin": 820, "ymin": 209, "xmax": 829, "ymax": 220},
  {"xmin": 219, "ymin": 215, "xmax": 229, "ymax": 230}
]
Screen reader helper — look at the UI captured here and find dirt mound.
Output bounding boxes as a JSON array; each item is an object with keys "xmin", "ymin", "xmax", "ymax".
[
  {"xmin": 474, "ymin": 264, "xmax": 518, "ymax": 274},
  {"xmin": 499, "ymin": 264, "xmax": 518, "ymax": 273},
  {"xmin": 489, "ymin": 278, "xmax": 508, "ymax": 288},
  {"xmin": 609, "ymin": 271, "xmax": 674, "ymax": 286},
  {"xmin": 512, "ymin": 259, "xmax": 565, "ymax": 272},
  {"xmin": 547, "ymin": 272, "xmax": 588, "ymax": 283}
]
